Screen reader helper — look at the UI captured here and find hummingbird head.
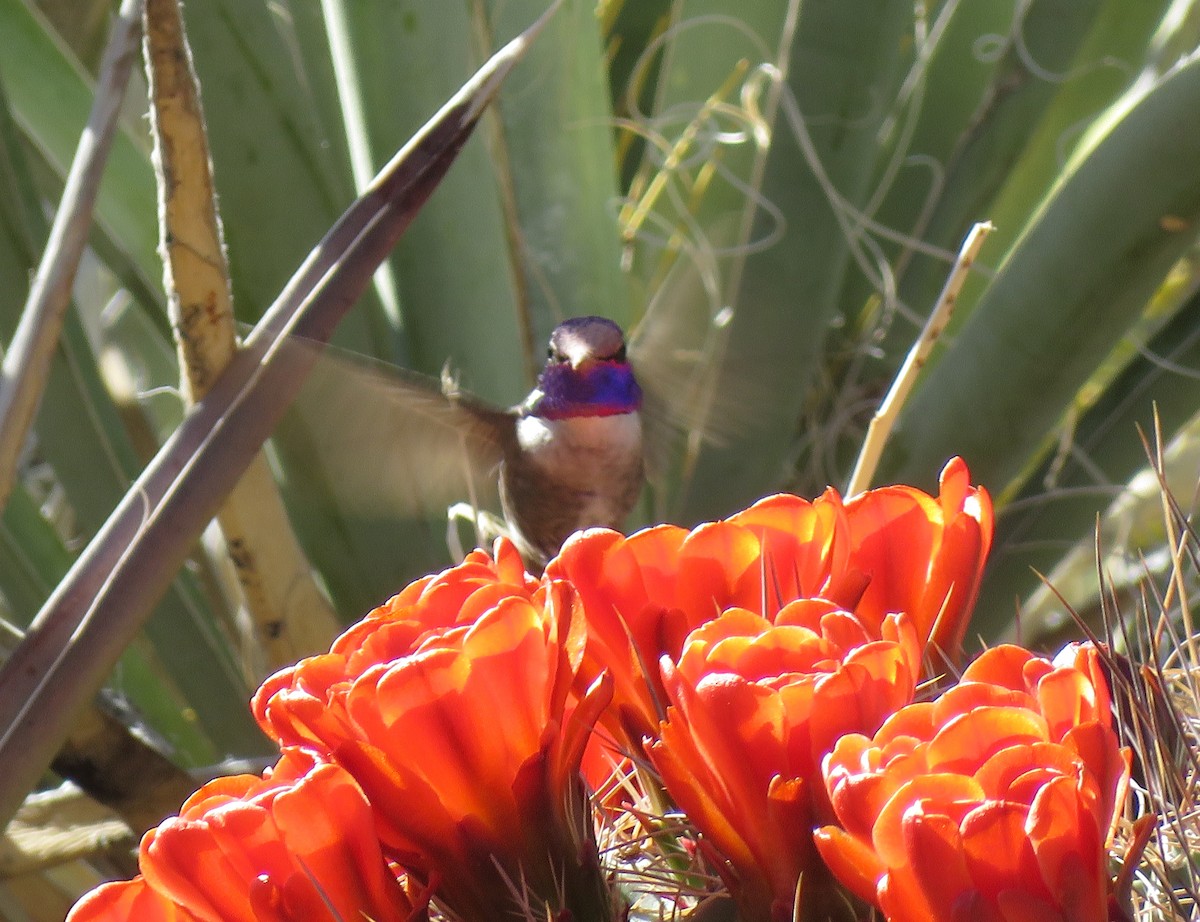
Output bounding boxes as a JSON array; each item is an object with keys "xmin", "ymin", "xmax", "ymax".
[{"xmin": 528, "ymin": 316, "xmax": 642, "ymax": 420}]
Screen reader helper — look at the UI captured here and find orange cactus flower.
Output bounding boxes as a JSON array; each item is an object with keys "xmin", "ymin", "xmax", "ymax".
[
  {"xmin": 649, "ymin": 601, "xmax": 924, "ymax": 922},
  {"xmin": 253, "ymin": 540, "xmax": 615, "ymax": 922},
  {"xmin": 844, "ymin": 456, "xmax": 994, "ymax": 664},
  {"xmin": 815, "ymin": 643, "xmax": 1131, "ymax": 922},
  {"xmin": 253, "ymin": 539, "xmax": 538, "ymax": 750},
  {"xmin": 66, "ymin": 749, "xmax": 426, "ymax": 922},
  {"xmin": 68, "ymin": 878, "xmax": 199, "ymax": 922},
  {"xmin": 546, "ymin": 458, "xmax": 991, "ymax": 751}
]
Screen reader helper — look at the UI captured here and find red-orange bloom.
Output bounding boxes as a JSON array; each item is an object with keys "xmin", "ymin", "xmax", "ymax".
[
  {"xmin": 253, "ymin": 540, "xmax": 614, "ymax": 922},
  {"xmin": 66, "ymin": 749, "xmax": 425, "ymax": 922},
  {"xmin": 844, "ymin": 456, "xmax": 993, "ymax": 662},
  {"xmin": 649, "ymin": 602, "xmax": 923, "ymax": 922},
  {"xmin": 253, "ymin": 539, "xmax": 538, "ymax": 750},
  {"xmin": 815, "ymin": 643, "xmax": 1131, "ymax": 922},
  {"xmin": 546, "ymin": 458, "xmax": 991, "ymax": 751},
  {"xmin": 67, "ymin": 877, "xmax": 199, "ymax": 922}
]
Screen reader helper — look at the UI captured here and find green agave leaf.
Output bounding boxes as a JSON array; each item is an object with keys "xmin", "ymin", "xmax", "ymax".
[
  {"xmin": 0, "ymin": 485, "xmax": 72, "ymax": 622},
  {"xmin": 881, "ymin": 52, "xmax": 1200, "ymax": 499},
  {"xmin": 977, "ymin": 0, "xmax": 1173, "ymax": 286},
  {"xmin": 618, "ymin": 0, "xmax": 799, "ymax": 516},
  {"xmin": 836, "ymin": 0, "xmax": 1035, "ymax": 354},
  {"xmin": 318, "ymin": 0, "xmax": 527, "ymax": 390},
  {"xmin": 482, "ymin": 0, "xmax": 632, "ymax": 346},
  {"xmin": 31, "ymin": 0, "xmax": 115, "ymax": 69},
  {"xmin": 601, "ymin": 0, "xmax": 674, "ymax": 189},
  {"xmin": 1146, "ymin": 0, "xmax": 1200, "ymax": 71},
  {"xmin": 264, "ymin": 0, "xmax": 523, "ymax": 614},
  {"xmin": 181, "ymin": 0, "xmax": 396, "ymax": 357},
  {"xmin": 0, "ymin": 39, "xmax": 263, "ymax": 755},
  {"xmin": 1014, "ymin": 404, "xmax": 1200, "ymax": 647},
  {"xmin": 976, "ymin": 283, "xmax": 1200, "ymax": 639},
  {"xmin": 266, "ymin": 0, "xmax": 631, "ymax": 611},
  {"xmin": 826, "ymin": 0, "xmax": 1168, "ymax": 498},
  {"xmin": 0, "ymin": 484, "xmax": 217, "ymax": 765},
  {"xmin": 0, "ymin": 0, "xmax": 159, "ymax": 291},
  {"xmin": 878, "ymin": 0, "xmax": 1108, "ymax": 352},
  {"xmin": 672, "ymin": 0, "xmax": 917, "ymax": 516},
  {"xmin": 907, "ymin": 0, "xmax": 1172, "ymax": 372}
]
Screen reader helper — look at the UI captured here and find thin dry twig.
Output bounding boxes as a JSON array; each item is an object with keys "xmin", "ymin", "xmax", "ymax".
[
  {"xmin": 1086, "ymin": 416, "xmax": 1200, "ymax": 920},
  {"xmin": 845, "ymin": 221, "xmax": 993, "ymax": 497}
]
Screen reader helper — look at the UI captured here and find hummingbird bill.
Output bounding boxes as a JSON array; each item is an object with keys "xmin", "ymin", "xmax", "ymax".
[{"xmin": 284, "ymin": 316, "xmax": 650, "ymax": 569}]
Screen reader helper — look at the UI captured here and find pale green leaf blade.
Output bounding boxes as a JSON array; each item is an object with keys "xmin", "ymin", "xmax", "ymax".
[
  {"xmin": 0, "ymin": 0, "xmax": 159, "ymax": 287},
  {"xmin": 882, "ymin": 53, "xmax": 1200, "ymax": 495},
  {"xmin": 676, "ymin": 0, "xmax": 917, "ymax": 516}
]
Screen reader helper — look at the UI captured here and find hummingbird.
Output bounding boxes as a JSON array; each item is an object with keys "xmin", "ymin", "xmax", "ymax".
[
  {"xmin": 497, "ymin": 316, "xmax": 644, "ymax": 565},
  {"xmin": 287, "ymin": 316, "xmax": 647, "ymax": 569}
]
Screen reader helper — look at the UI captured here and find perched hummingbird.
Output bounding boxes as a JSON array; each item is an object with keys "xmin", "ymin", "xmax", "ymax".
[{"xmin": 288, "ymin": 316, "xmax": 648, "ymax": 568}]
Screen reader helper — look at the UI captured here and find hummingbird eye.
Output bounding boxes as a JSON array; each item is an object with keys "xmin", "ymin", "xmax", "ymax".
[{"xmin": 611, "ymin": 344, "xmax": 627, "ymax": 363}]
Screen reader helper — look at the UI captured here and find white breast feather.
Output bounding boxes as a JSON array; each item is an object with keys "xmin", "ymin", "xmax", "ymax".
[{"xmin": 516, "ymin": 413, "xmax": 642, "ymax": 525}]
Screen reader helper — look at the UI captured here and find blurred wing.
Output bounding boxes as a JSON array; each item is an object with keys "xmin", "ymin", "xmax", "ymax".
[
  {"xmin": 628, "ymin": 257, "xmax": 765, "ymax": 488},
  {"xmin": 272, "ymin": 338, "xmax": 514, "ymax": 522}
]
